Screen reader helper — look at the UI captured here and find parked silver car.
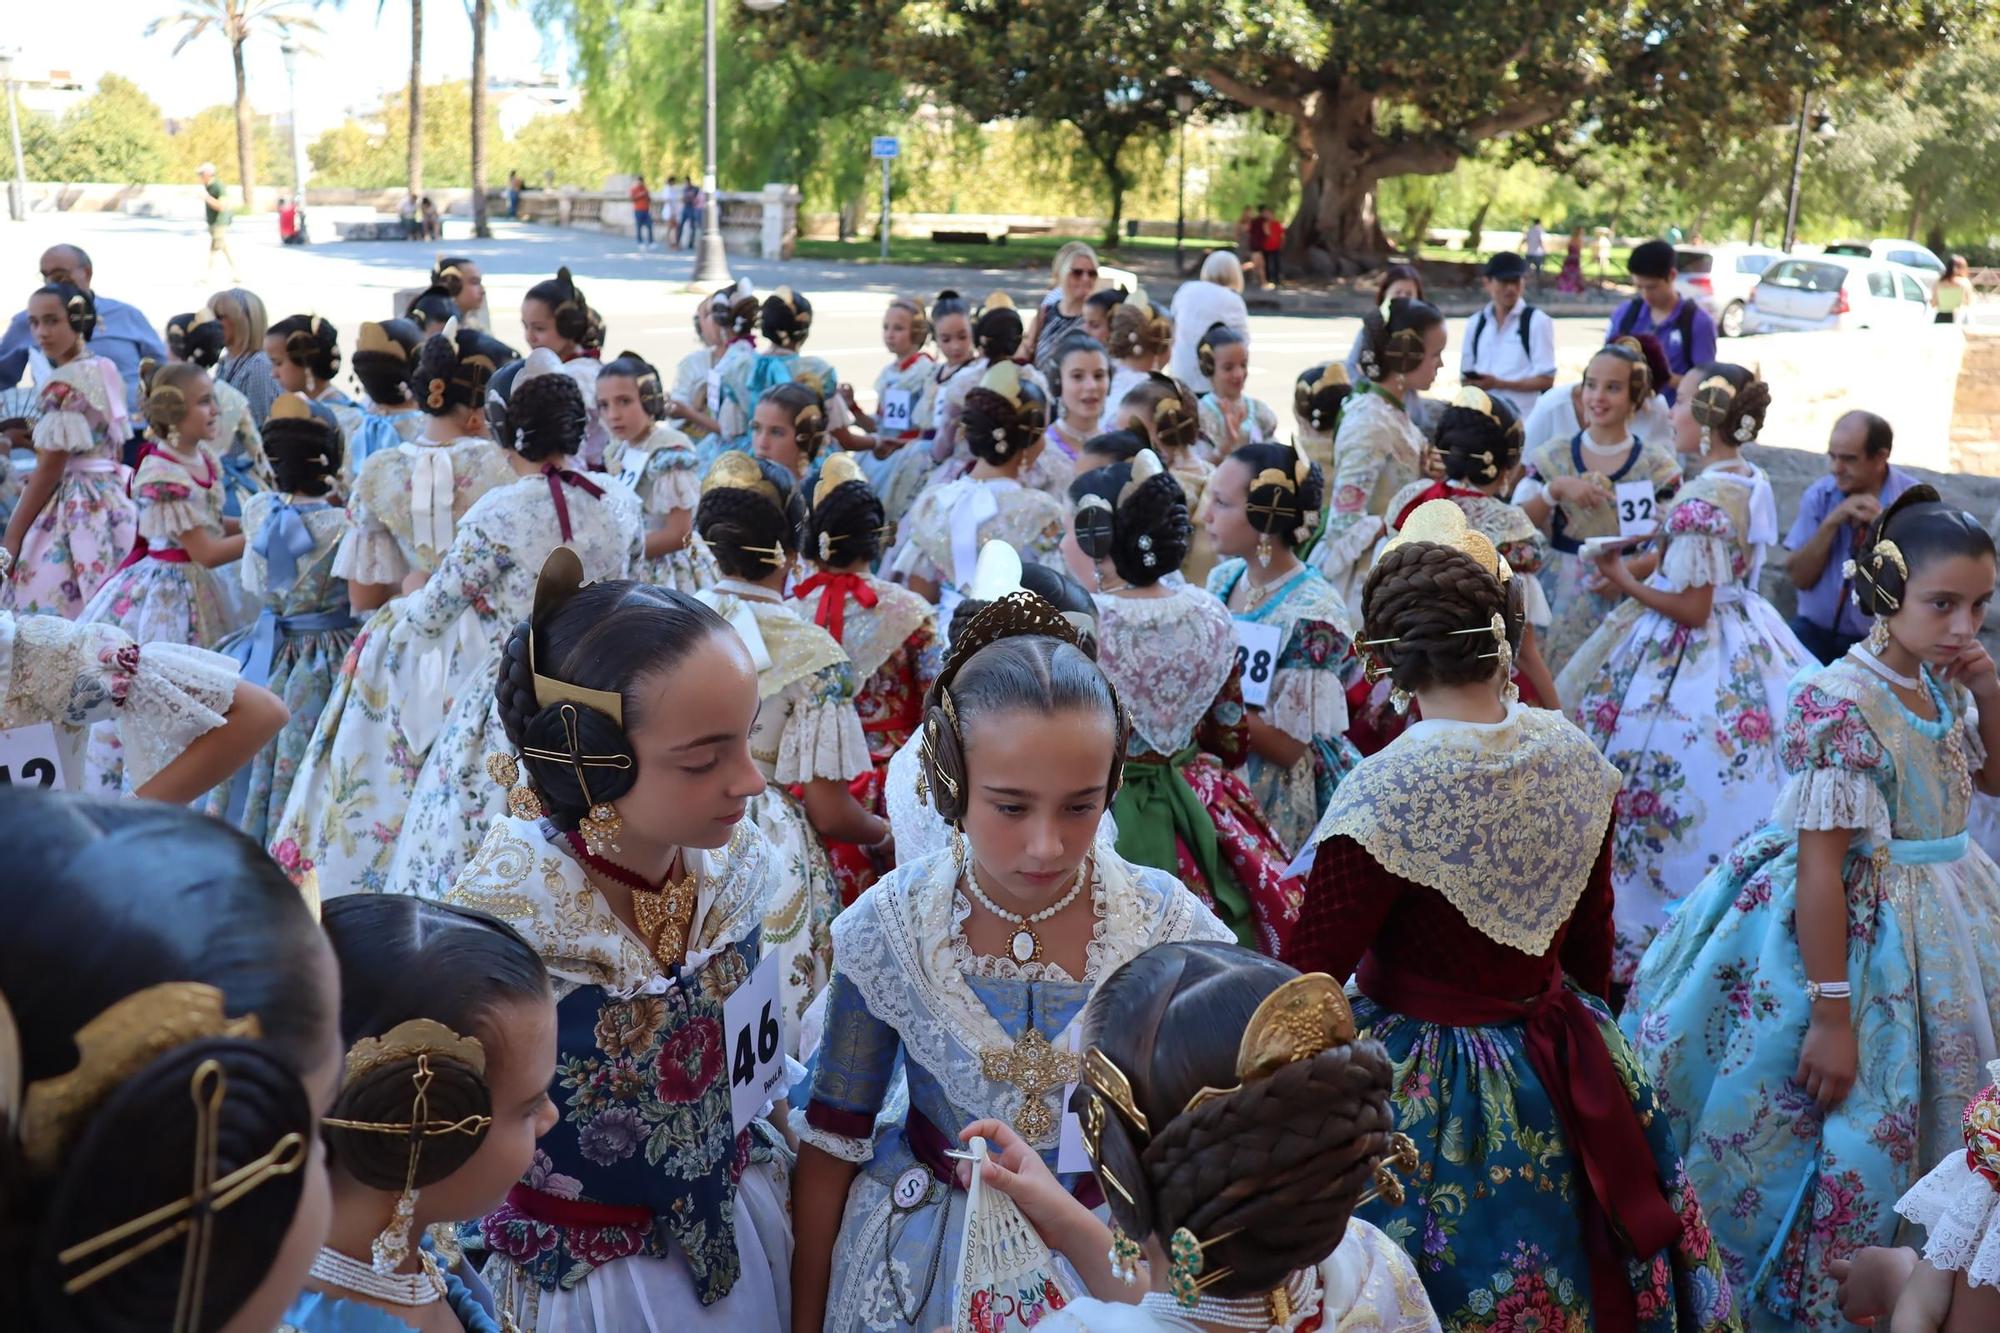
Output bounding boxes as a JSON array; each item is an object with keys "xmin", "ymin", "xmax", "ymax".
[
  {"xmin": 1675, "ymin": 244, "xmax": 1786, "ymax": 338},
  {"xmin": 1824, "ymin": 239, "xmax": 1947, "ymax": 292},
  {"xmin": 1742, "ymin": 255, "xmax": 1933, "ymax": 334}
]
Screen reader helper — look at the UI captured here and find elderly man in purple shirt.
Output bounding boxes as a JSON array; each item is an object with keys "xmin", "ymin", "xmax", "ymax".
[
  {"xmin": 1783, "ymin": 410, "xmax": 1914, "ymax": 663},
  {"xmin": 0, "ymin": 243, "xmax": 166, "ymax": 421}
]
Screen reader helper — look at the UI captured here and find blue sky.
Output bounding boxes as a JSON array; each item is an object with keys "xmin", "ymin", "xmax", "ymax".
[{"xmin": 12, "ymin": 0, "xmax": 565, "ymax": 136}]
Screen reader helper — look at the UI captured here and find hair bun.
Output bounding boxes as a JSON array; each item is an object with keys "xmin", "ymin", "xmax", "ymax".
[{"xmin": 324, "ymin": 1038, "xmax": 492, "ymax": 1193}]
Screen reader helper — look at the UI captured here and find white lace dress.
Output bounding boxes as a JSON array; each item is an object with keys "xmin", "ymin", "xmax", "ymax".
[
  {"xmin": 1896, "ymin": 1057, "xmax": 2000, "ymax": 1289},
  {"xmin": 890, "ymin": 477, "xmax": 1066, "ymax": 626},
  {"xmin": 604, "ymin": 421, "xmax": 718, "ymax": 594}
]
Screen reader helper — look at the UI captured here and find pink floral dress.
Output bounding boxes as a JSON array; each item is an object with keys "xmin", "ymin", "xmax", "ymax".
[{"xmin": 1, "ymin": 356, "xmax": 136, "ymax": 618}]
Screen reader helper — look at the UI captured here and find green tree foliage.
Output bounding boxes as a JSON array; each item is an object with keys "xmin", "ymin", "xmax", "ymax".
[
  {"xmin": 306, "ymin": 81, "xmax": 616, "ymax": 192},
  {"xmin": 147, "ymin": 0, "xmax": 322, "ymax": 206},
  {"xmin": 24, "ymin": 75, "xmax": 175, "ymax": 184},
  {"xmin": 167, "ymin": 105, "xmax": 283, "ymax": 186}
]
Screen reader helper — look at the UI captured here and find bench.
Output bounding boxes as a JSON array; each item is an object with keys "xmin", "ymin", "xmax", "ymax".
[
  {"xmin": 1005, "ymin": 223, "xmax": 1054, "ymax": 238},
  {"xmin": 335, "ymin": 218, "xmax": 412, "ymax": 242},
  {"xmin": 931, "ymin": 230, "xmax": 997, "ymax": 245}
]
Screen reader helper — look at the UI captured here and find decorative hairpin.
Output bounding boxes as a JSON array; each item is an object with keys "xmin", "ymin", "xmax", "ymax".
[
  {"xmin": 813, "ymin": 450, "xmax": 866, "ymax": 508},
  {"xmin": 356, "ymin": 321, "xmax": 407, "ymax": 361},
  {"xmin": 700, "ymin": 450, "xmax": 783, "ymax": 505},
  {"xmin": 980, "ymin": 359, "xmax": 1024, "ymax": 407},
  {"xmin": 1380, "ymin": 500, "xmax": 1512, "ymax": 584},
  {"xmin": 1453, "ymin": 385, "xmax": 1497, "ymax": 421},
  {"xmin": 1115, "ymin": 448, "xmax": 1165, "ymax": 506}
]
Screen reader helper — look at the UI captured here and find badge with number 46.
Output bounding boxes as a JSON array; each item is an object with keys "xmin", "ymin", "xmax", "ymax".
[{"xmin": 725, "ymin": 950, "xmax": 787, "ymax": 1134}]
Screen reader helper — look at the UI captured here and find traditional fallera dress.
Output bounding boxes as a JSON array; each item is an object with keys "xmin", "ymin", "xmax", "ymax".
[
  {"xmin": 343, "ymin": 403, "xmax": 428, "ymax": 485},
  {"xmin": 792, "ymin": 569, "xmax": 938, "ymax": 905},
  {"xmin": 1313, "ymin": 382, "xmax": 1426, "ymax": 611},
  {"xmin": 891, "ymin": 477, "xmax": 1066, "ymax": 626},
  {"xmin": 264, "ymin": 434, "xmax": 516, "ymax": 893},
  {"xmin": 1093, "ymin": 583, "xmax": 1304, "ymax": 955},
  {"xmin": 700, "ymin": 337, "xmax": 758, "ymax": 465},
  {"xmin": 1559, "ymin": 461, "xmax": 1818, "ymax": 984},
  {"xmin": 380, "ymin": 469, "xmax": 644, "ymax": 899},
  {"xmin": 202, "ymin": 493, "xmax": 358, "ymax": 844},
  {"xmin": 212, "ymin": 377, "xmax": 271, "ymax": 515},
  {"xmin": 797, "ymin": 844, "xmax": 1232, "ymax": 1333},
  {"xmin": 1624, "ymin": 656, "xmax": 2000, "ymax": 1331},
  {"xmin": 0, "ymin": 610, "xmax": 239, "ymax": 794},
  {"xmin": 280, "ymin": 1260, "xmax": 499, "ymax": 1333},
  {"xmin": 889, "ymin": 357, "xmax": 974, "ymax": 523},
  {"xmin": 1195, "ymin": 392, "xmax": 1279, "ymax": 458},
  {"xmin": 1283, "ymin": 703, "xmax": 1737, "ymax": 1333},
  {"xmin": 1037, "ymin": 1231, "xmax": 1440, "ymax": 1332},
  {"xmin": 670, "ymin": 343, "xmax": 723, "ymax": 457},
  {"xmin": 716, "ymin": 348, "xmax": 849, "ymax": 456},
  {"xmin": 449, "ymin": 817, "xmax": 793, "ymax": 1330},
  {"xmin": 1204, "ymin": 557, "xmax": 1362, "ymax": 856},
  {"xmin": 1519, "ymin": 432, "xmax": 1681, "ymax": 673},
  {"xmin": 2, "ymin": 356, "xmax": 137, "ymax": 618},
  {"xmin": 698, "ymin": 580, "xmax": 871, "ymax": 1057},
  {"xmin": 863, "ymin": 351, "xmax": 937, "ymax": 499},
  {"xmin": 604, "ymin": 421, "xmax": 718, "ymax": 594}
]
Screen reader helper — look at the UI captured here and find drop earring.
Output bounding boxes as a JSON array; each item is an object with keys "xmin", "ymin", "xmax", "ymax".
[
  {"xmin": 579, "ymin": 802, "xmax": 623, "ymax": 856},
  {"xmin": 373, "ymin": 1185, "xmax": 418, "ymax": 1274},
  {"xmin": 1108, "ymin": 1223, "xmax": 1143, "ymax": 1286},
  {"xmin": 1867, "ymin": 615, "xmax": 1892, "ymax": 653},
  {"xmin": 1389, "ymin": 685, "xmax": 1412, "ymax": 716},
  {"xmin": 1255, "ymin": 533, "xmax": 1274, "ymax": 570}
]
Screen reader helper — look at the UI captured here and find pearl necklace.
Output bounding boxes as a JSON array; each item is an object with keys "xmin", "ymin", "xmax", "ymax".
[
  {"xmin": 309, "ymin": 1245, "xmax": 446, "ymax": 1306},
  {"xmin": 1136, "ymin": 1266, "xmax": 1323, "ymax": 1331},
  {"xmin": 963, "ymin": 851, "xmax": 1092, "ymax": 965},
  {"xmin": 1853, "ymin": 646, "xmax": 1921, "ymax": 692}
]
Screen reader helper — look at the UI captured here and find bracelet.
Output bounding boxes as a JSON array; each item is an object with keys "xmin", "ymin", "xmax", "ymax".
[{"xmin": 1805, "ymin": 980, "xmax": 1852, "ymax": 1003}]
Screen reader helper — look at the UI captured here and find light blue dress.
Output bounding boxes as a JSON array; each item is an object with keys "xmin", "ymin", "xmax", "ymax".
[
  {"xmin": 1623, "ymin": 654, "xmax": 2000, "ymax": 1331},
  {"xmin": 797, "ymin": 844, "xmax": 1229, "ymax": 1332}
]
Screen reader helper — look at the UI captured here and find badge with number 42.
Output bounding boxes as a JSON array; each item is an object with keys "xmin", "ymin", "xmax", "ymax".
[{"xmin": 0, "ymin": 724, "xmax": 66, "ymax": 791}]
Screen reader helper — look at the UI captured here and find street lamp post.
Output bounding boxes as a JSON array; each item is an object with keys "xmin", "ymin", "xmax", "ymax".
[
  {"xmin": 1174, "ymin": 89, "xmax": 1193, "ymax": 276},
  {"xmin": 691, "ymin": 0, "xmax": 784, "ymax": 287},
  {"xmin": 1, "ymin": 48, "xmax": 27, "ymax": 224},
  {"xmin": 279, "ymin": 36, "xmax": 309, "ymax": 242},
  {"xmin": 1780, "ymin": 93, "xmax": 1836, "ymax": 253}
]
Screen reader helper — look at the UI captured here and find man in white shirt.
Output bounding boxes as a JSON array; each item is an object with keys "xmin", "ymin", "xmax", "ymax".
[
  {"xmin": 1524, "ymin": 218, "xmax": 1548, "ymax": 274},
  {"xmin": 1459, "ymin": 251, "xmax": 1555, "ymax": 420}
]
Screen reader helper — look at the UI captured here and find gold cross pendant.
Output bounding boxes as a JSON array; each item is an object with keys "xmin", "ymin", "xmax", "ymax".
[
  {"xmin": 980, "ymin": 1027, "xmax": 1080, "ymax": 1142},
  {"xmin": 633, "ymin": 873, "xmax": 698, "ymax": 970}
]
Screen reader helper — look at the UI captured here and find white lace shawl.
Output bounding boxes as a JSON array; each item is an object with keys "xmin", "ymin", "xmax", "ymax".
[
  {"xmin": 1094, "ymin": 583, "xmax": 1238, "ymax": 755},
  {"xmin": 1896, "ymin": 1059, "xmax": 2000, "ymax": 1288}
]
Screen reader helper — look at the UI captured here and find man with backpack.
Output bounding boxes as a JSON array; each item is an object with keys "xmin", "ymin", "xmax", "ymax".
[
  {"xmin": 1606, "ymin": 239, "xmax": 1716, "ymax": 404},
  {"xmin": 1460, "ymin": 251, "xmax": 1555, "ymax": 418}
]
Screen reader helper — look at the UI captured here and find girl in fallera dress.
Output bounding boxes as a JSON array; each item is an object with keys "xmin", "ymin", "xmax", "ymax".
[
  {"xmin": 1042, "ymin": 333, "xmax": 1111, "ymax": 472},
  {"xmin": 520, "ymin": 267, "xmax": 609, "ymax": 466},
  {"xmin": 971, "ymin": 943, "xmax": 1439, "ymax": 1332},
  {"xmin": 1072, "ymin": 449, "xmax": 1303, "ymax": 954},
  {"xmin": 894, "ymin": 363, "xmax": 1067, "ymax": 620},
  {"xmin": 445, "ymin": 561, "xmax": 794, "ymax": 1330},
  {"xmin": 290, "ymin": 894, "xmax": 556, "ymax": 1333},
  {"xmin": 1314, "ymin": 298, "xmax": 1445, "ymax": 610},
  {"xmin": 1117, "ymin": 375, "xmax": 1216, "ymax": 584},
  {"xmin": 597, "ymin": 350, "xmax": 716, "ymax": 594},
  {"xmin": 694, "ymin": 453, "xmax": 879, "ymax": 1050},
  {"xmin": 888, "ymin": 289, "xmax": 976, "ymax": 522},
  {"xmin": 1105, "ymin": 294, "xmax": 1173, "ymax": 417},
  {"xmin": 1516, "ymin": 339, "xmax": 1682, "ymax": 672},
  {"xmin": 267, "ymin": 314, "xmax": 366, "ymax": 457},
  {"xmin": 203, "ymin": 394, "xmax": 360, "ymax": 844},
  {"xmin": 1194, "ymin": 324, "xmax": 1278, "ymax": 459},
  {"xmin": 718, "ymin": 287, "xmax": 853, "ymax": 456},
  {"xmin": 795, "ymin": 453, "xmax": 939, "ymax": 903},
  {"xmin": 751, "ymin": 381, "xmax": 833, "ymax": 489},
  {"xmin": 268, "ymin": 329, "xmax": 517, "ymax": 896},
  {"xmin": 1203, "ymin": 441, "xmax": 1364, "ymax": 856},
  {"xmin": 667, "ymin": 287, "xmax": 729, "ymax": 454},
  {"xmin": 1624, "ymin": 488, "xmax": 2000, "ymax": 1331},
  {"xmin": 1, "ymin": 284, "xmax": 137, "ymax": 618},
  {"xmin": 345, "ymin": 318, "xmax": 429, "ymax": 482},
  {"xmin": 790, "ymin": 592, "xmax": 1233, "ymax": 1333},
  {"xmin": 383, "ymin": 362, "xmax": 645, "ymax": 899},
  {"xmin": 1560, "ymin": 364, "xmax": 1818, "ymax": 985},
  {"xmin": 166, "ymin": 309, "xmax": 271, "ymax": 515},
  {"xmin": 842, "ymin": 293, "xmax": 938, "ymax": 501},
  {"xmin": 1282, "ymin": 502, "xmax": 1737, "ymax": 1332},
  {"xmin": 927, "ymin": 292, "xmax": 1041, "ymax": 470},
  {"xmin": 698, "ymin": 286, "xmax": 764, "ymax": 464},
  {"xmin": 1289, "ymin": 361, "xmax": 1351, "ymax": 477}
]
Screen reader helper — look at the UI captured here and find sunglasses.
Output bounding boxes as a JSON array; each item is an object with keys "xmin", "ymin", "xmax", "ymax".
[{"xmin": 1070, "ymin": 268, "xmax": 1098, "ymax": 279}]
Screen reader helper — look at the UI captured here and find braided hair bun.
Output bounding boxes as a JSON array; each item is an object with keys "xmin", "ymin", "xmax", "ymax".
[
  {"xmin": 1293, "ymin": 363, "xmax": 1351, "ymax": 436},
  {"xmin": 1851, "ymin": 483, "xmax": 1995, "ymax": 619},
  {"xmin": 760, "ymin": 287, "xmax": 815, "ymax": 350},
  {"xmin": 759, "ymin": 382, "xmax": 828, "ymax": 463},
  {"xmin": 961, "ymin": 374, "xmax": 1049, "ymax": 467},
  {"xmin": 403, "ymin": 286, "xmax": 455, "ymax": 332},
  {"xmin": 1226, "ymin": 442, "xmax": 1322, "ymax": 548},
  {"xmin": 165, "ymin": 312, "xmax": 228, "ymax": 369},
  {"xmin": 1124, "ymin": 374, "xmax": 1200, "ymax": 457},
  {"xmin": 415, "ymin": 329, "xmax": 516, "ymax": 417},
  {"xmin": 1195, "ymin": 323, "xmax": 1245, "ymax": 381},
  {"xmin": 695, "ymin": 456, "xmax": 806, "ymax": 580},
  {"xmin": 1068, "ymin": 450, "xmax": 1189, "ymax": 588},
  {"xmin": 1686, "ymin": 362, "xmax": 1772, "ymax": 448},
  {"xmin": 33, "ymin": 283, "xmax": 96, "ymax": 341},
  {"xmin": 1360, "ymin": 540, "xmax": 1524, "ymax": 694},
  {"xmin": 717, "ymin": 285, "xmax": 761, "ymax": 340},
  {"xmin": 1107, "ymin": 300, "xmax": 1173, "ymax": 363},
  {"xmin": 268, "ymin": 314, "xmax": 342, "ymax": 385},
  {"xmin": 1433, "ymin": 389, "xmax": 1524, "ymax": 486},
  {"xmin": 1076, "ymin": 942, "xmax": 1397, "ymax": 1300},
  {"xmin": 600, "ymin": 351, "xmax": 668, "ymax": 420},
  {"xmin": 524, "ymin": 268, "xmax": 604, "ymax": 351},
  {"xmin": 804, "ymin": 468, "xmax": 886, "ymax": 568},
  {"xmin": 1355, "ymin": 297, "xmax": 1442, "ymax": 380},
  {"xmin": 263, "ymin": 397, "xmax": 343, "ymax": 496},
  {"xmin": 140, "ymin": 362, "xmax": 209, "ymax": 439},
  {"xmin": 505, "ymin": 368, "xmax": 588, "ymax": 462},
  {"xmin": 972, "ymin": 292, "xmax": 1024, "ymax": 361},
  {"xmin": 351, "ymin": 318, "xmax": 423, "ymax": 407}
]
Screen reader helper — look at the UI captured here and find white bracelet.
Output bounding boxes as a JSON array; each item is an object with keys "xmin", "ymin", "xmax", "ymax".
[{"xmin": 1806, "ymin": 980, "xmax": 1852, "ymax": 1003}]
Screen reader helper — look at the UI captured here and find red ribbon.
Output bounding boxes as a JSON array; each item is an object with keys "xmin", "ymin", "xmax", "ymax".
[
  {"xmin": 793, "ymin": 570, "xmax": 876, "ymax": 643},
  {"xmin": 541, "ymin": 463, "xmax": 604, "ymax": 542},
  {"xmin": 116, "ymin": 443, "xmax": 217, "ymax": 570},
  {"xmin": 1356, "ymin": 955, "xmax": 1682, "ymax": 1333},
  {"xmin": 1391, "ymin": 479, "xmax": 1484, "ymax": 531},
  {"xmin": 503, "ymin": 1182, "xmax": 651, "ymax": 1230}
]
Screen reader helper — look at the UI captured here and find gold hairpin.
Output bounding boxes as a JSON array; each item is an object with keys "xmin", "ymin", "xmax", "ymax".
[
  {"xmin": 1453, "ymin": 385, "xmax": 1497, "ymax": 421},
  {"xmin": 20, "ymin": 984, "xmax": 261, "ymax": 1175},
  {"xmin": 356, "ymin": 321, "xmax": 406, "ymax": 360},
  {"xmin": 529, "ymin": 548, "xmax": 626, "ymax": 723},
  {"xmin": 739, "ymin": 541, "xmax": 790, "ymax": 569},
  {"xmin": 980, "ymin": 359, "xmax": 1024, "ymax": 406},
  {"xmin": 1083, "ymin": 1046, "xmax": 1149, "ymax": 1135},
  {"xmin": 338, "ymin": 1017, "xmax": 486, "ymax": 1083},
  {"xmin": 1449, "ymin": 611, "xmax": 1512, "ymax": 660},
  {"xmin": 1183, "ymin": 973, "xmax": 1355, "ymax": 1113},
  {"xmin": 266, "ymin": 393, "xmax": 314, "ymax": 422}
]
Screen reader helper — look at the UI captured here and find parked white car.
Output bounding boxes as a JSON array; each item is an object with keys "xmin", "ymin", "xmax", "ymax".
[
  {"xmin": 1824, "ymin": 239, "xmax": 1947, "ymax": 291},
  {"xmin": 1742, "ymin": 255, "xmax": 1934, "ymax": 334},
  {"xmin": 1675, "ymin": 244, "xmax": 1786, "ymax": 337}
]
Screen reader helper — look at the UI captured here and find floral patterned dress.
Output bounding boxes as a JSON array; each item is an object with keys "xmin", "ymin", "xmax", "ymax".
[
  {"xmin": 1094, "ymin": 583, "xmax": 1304, "ymax": 955},
  {"xmin": 1558, "ymin": 463, "xmax": 1818, "ymax": 984},
  {"xmin": 1194, "ymin": 392, "xmax": 1278, "ymax": 458},
  {"xmin": 1205, "ymin": 557, "xmax": 1363, "ymax": 856},
  {"xmin": 699, "ymin": 338, "xmax": 758, "ymax": 466},
  {"xmin": 448, "ymin": 816, "xmax": 793, "ymax": 1330},
  {"xmin": 862, "ymin": 351, "xmax": 937, "ymax": 503},
  {"xmin": 792, "ymin": 570, "xmax": 938, "ymax": 904},
  {"xmin": 2, "ymin": 357, "xmax": 136, "ymax": 618},
  {"xmin": 1284, "ymin": 705, "xmax": 1738, "ymax": 1333},
  {"xmin": 1, "ymin": 611, "xmax": 239, "ymax": 794},
  {"xmin": 798, "ymin": 844, "xmax": 1231, "ymax": 1333},
  {"xmin": 604, "ymin": 421, "xmax": 718, "ymax": 594},
  {"xmin": 1624, "ymin": 657, "xmax": 2000, "ymax": 1331},
  {"xmin": 716, "ymin": 349, "xmax": 850, "ymax": 456},
  {"xmin": 891, "ymin": 477, "xmax": 1066, "ymax": 628},
  {"xmin": 378, "ymin": 471, "xmax": 644, "ymax": 899},
  {"xmin": 341, "ymin": 405, "xmax": 427, "ymax": 488},
  {"xmin": 201, "ymin": 495, "xmax": 358, "ymax": 845},
  {"xmin": 210, "ymin": 377, "xmax": 275, "ymax": 633},
  {"xmin": 700, "ymin": 581, "xmax": 871, "ymax": 1057},
  {"xmin": 1312, "ymin": 382, "xmax": 1426, "ymax": 611}
]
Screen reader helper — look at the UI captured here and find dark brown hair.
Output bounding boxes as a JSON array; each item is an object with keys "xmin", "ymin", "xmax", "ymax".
[
  {"xmin": 1852, "ymin": 483, "xmax": 1996, "ymax": 618},
  {"xmin": 1685, "ymin": 362, "xmax": 1772, "ymax": 448},
  {"xmin": 1360, "ymin": 542, "xmax": 1524, "ymax": 693},
  {"xmin": 1372, "ymin": 263, "xmax": 1425, "ymax": 305}
]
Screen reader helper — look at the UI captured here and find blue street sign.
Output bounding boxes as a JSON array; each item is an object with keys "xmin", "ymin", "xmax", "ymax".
[{"xmin": 871, "ymin": 136, "xmax": 900, "ymax": 159}]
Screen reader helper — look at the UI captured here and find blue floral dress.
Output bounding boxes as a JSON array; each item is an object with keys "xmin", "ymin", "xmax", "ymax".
[
  {"xmin": 1624, "ymin": 656, "xmax": 2000, "ymax": 1331},
  {"xmin": 604, "ymin": 421, "xmax": 717, "ymax": 594},
  {"xmin": 1558, "ymin": 462, "xmax": 1819, "ymax": 984},
  {"xmin": 798, "ymin": 844, "xmax": 1231, "ymax": 1332}
]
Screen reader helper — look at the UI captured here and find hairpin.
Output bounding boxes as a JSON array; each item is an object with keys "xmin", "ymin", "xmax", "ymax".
[
  {"xmin": 528, "ymin": 547, "xmax": 627, "ymax": 723},
  {"xmin": 1453, "ymin": 385, "xmax": 1497, "ymax": 421},
  {"xmin": 1115, "ymin": 448, "xmax": 1165, "ymax": 506},
  {"xmin": 1380, "ymin": 500, "xmax": 1512, "ymax": 584},
  {"xmin": 980, "ymin": 359, "xmax": 1024, "ymax": 406}
]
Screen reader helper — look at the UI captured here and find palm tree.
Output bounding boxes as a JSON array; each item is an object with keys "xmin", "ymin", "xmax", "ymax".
[
  {"xmin": 149, "ymin": 0, "xmax": 322, "ymax": 209},
  {"xmin": 392, "ymin": 0, "xmax": 422, "ymax": 200},
  {"xmin": 469, "ymin": 0, "xmax": 491, "ymax": 237}
]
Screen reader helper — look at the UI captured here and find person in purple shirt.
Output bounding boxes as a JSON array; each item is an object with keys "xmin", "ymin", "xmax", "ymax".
[
  {"xmin": 0, "ymin": 243, "xmax": 165, "ymax": 423},
  {"xmin": 1783, "ymin": 409, "xmax": 1914, "ymax": 663},
  {"xmin": 1605, "ymin": 238, "xmax": 1716, "ymax": 405}
]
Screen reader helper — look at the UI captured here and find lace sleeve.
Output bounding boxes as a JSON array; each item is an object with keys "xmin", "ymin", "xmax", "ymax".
[
  {"xmin": 1895, "ymin": 1132, "xmax": 2000, "ymax": 1288},
  {"xmin": 114, "ymin": 643, "xmax": 242, "ymax": 791},
  {"xmin": 133, "ymin": 457, "xmax": 208, "ymax": 541},
  {"xmin": 1660, "ymin": 496, "xmax": 1739, "ymax": 590},
  {"xmin": 1770, "ymin": 683, "xmax": 1893, "ymax": 844},
  {"xmin": 1263, "ymin": 618, "xmax": 1354, "ymax": 743},
  {"xmin": 332, "ymin": 499, "xmax": 407, "ymax": 586},
  {"xmin": 775, "ymin": 663, "xmax": 872, "ymax": 785},
  {"xmin": 646, "ymin": 449, "xmax": 702, "ymax": 516}
]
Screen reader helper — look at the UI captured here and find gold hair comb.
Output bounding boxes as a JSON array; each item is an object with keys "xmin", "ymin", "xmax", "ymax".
[
  {"xmin": 813, "ymin": 451, "xmax": 866, "ymax": 508},
  {"xmin": 699, "ymin": 450, "xmax": 782, "ymax": 506},
  {"xmin": 337, "ymin": 1017, "xmax": 486, "ymax": 1084},
  {"xmin": 1380, "ymin": 499, "xmax": 1512, "ymax": 584},
  {"xmin": 529, "ymin": 547, "xmax": 626, "ymax": 723}
]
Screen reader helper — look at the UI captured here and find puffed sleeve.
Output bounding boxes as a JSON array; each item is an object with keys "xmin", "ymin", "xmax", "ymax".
[
  {"xmin": 1019, "ymin": 510, "xmax": 1067, "ymax": 570},
  {"xmin": 1264, "ymin": 617, "xmax": 1356, "ymax": 744},
  {"xmin": 237, "ymin": 496, "xmax": 269, "ymax": 599},
  {"xmin": 644, "ymin": 443, "xmax": 702, "ymax": 517},
  {"xmin": 131, "ymin": 454, "xmax": 211, "ymax": 542},
  {"xmin": 796, "ymin": 969, "xmax": 902, "ymax": 1162},
  {"xmin": 332, "ymin": 460, "xmax": 410, "ymax": 586},
  {"xmin": 776, "ymin": 661, "xmax": 872, "ymax": 785},
  {"xmin": 1770, "ymin": 681, "xmax": 1893, "ymax": 846},
  {"xmin": 1659, "ymin": 495, "xmax": 1739, "ymax": 590},
  {"xmin": 30, "ymin": 381, "xmax": 102, "ymax": 454}
]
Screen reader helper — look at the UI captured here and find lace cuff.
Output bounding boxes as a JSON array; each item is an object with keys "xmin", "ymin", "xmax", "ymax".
[
  {"xmin": 1264, "ymin": 665, "xmax": 1347, "ymax": 743},
  {"xmin": 789, "ymin": 1104, "xmax": 876, "ymax": 1163},
  {"xmin": 776, "ymin": 696, "xmax": 871, "ymax": 786},
  {"xmin": 333, "ymin": 524, "xmax": 408, "ymax": 586},
  {"xmin": 1772, "ymin": 767, "xmax": 1892, "ymax": 844},
  {"xmin": 1967, "ymin": 700, "xmax": 1987, "ymax": 770},
  {"xmin": 649, "ymin": 465, "xmax": 701, "ymax": 517},
  {"xmin": 137, "ymin": 496, "xmax": 206, "ymax": 543},
  {"xmin": 1662, "ymin": 534, "xmax": 1735, "ymax": 590},
  {"xmin": 32, "ymin": 408, "xmax": 96, "ymax": 454},
  {"xmin": 1896, "ymin": 1149, "xmax": 2000, "ymax": 1288},
  {"xmin": 118, "ymin": 643, "xmax": 241, "ymax": 791}
]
